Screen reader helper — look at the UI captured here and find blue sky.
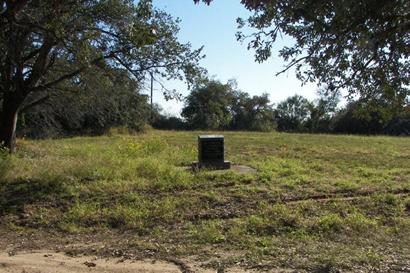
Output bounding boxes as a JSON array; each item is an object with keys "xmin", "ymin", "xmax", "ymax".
[{"xmin": 150, "ymin": 0, "xmax": 318, "ymax": 116}]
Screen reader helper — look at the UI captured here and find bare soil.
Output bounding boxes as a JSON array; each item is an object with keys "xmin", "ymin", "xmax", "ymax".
[
  {"xmin": 0, "ymin": 230, "xmax": 263, "ymax": 273},
  {"xmin": 0, "ymin": 250, "xmax": 266, "ymax": 273},
  {"xmin": 0, "ymin": 251, "xmax": 182, "ymax": 273}
]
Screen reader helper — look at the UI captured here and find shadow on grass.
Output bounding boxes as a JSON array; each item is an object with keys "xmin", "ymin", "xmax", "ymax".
[
  {"xmin": 0, "ymin": 149, "xmax": 10, "ymax": 181},
  {"xmin": 0, "ymin": 177, "xmax": 72, "ymax": 215}
]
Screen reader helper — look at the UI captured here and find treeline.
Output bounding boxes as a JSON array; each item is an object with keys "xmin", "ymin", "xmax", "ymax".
[
  {"xmin": 15, "ymin": 77, "xmax": 409, "ymax": 138},
  {"xmin": 155, "ymin": 80, "xmax": 410, "ymax": 135}
]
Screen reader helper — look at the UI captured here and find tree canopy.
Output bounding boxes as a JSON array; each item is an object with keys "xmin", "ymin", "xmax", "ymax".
[
  {"xmin": 0, "ymin": 0, "xmax": 204, "ymax": 151},
  {"xmin": 231, "ymin": 91, "xmax": 275, "ymax": 131},
  {"xmin": 196, "ymin": 0, "xmax": 409, "ymax": 104},
  {"xmin": 275, "ymin": 94, "xmax": 311, "ymax": 131},
  {"xmin": 182, "ymin": 80, "xmax": 234, "ymax": 130},
  {"xmin": 182, "ymin": 79, "xmax": 276, "ymax": 131}
]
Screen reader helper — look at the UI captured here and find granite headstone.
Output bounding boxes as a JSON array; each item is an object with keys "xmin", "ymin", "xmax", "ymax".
[{"xmin": 193, "ymin": 135, "xmax": 230, "ymax": 170}]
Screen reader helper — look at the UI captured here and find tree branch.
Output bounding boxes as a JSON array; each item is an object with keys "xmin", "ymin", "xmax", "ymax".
[
  {"xmin": 275, "ymin": 55, "xmax": 311, "ymax": 76},
  {"xmin": 25, "ymin": 37, "xmax": 55, "ymax": 90},
  {"xmin": 20, "ymin": 94, "xmax": 50, "ymax": 112},
  {"xmin": 22, "ymin": 48, "xmax": 41, "ymax": 62},
  {"xmin": 31, "ymin": 52, "xmax": 117, "ymax": 92},
  {"xmin": 332, "ymin": 56, "xmax": 375, "ymax": 90}
]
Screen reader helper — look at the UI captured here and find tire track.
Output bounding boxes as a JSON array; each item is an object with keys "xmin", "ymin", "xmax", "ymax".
[{"xmin": 188, "ymin": 188, "xmax": 410, "ymax": 221}]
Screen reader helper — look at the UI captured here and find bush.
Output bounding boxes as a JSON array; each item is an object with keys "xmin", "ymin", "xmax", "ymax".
[
  {"xmin": 153, "ymin": 115, "xmax": 187, "ymax": 130},
  {"xmin": 331, "ymin": 103, "xmax": 385, "ymax": 134},
  {"xmin": 384, "ymin": 115, "xmax": 410, "ymax": 136}
]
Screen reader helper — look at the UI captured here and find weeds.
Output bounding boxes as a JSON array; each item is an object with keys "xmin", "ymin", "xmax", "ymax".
[
  {"xmin": 1, "ymin": 130, "xmax": 409, "ymax": 271},
  {"xmin": 0, "ymin": 146, "xmax": 10, "ymax": 180}
]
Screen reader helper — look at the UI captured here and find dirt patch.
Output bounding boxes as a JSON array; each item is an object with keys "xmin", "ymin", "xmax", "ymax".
[
  {"xmin": 180, "ymin": 164, "xmax": 257, "ymax": 174},
  {"xmin": 0, "ymin": 251, "xmax": 182, "ymax": 273},
  {"xmin": 230, "ymin": 165, "xmax": 256, "ymax": 174},
  {"xmin": 0, "ymin": 250, "xmax": 265, "ymax": 273}
]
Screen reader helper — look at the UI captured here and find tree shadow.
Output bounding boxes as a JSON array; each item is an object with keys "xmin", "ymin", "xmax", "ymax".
[
  {"xmin": 0, "ymin": 177, "xmax": 71, "ymax": 215},
  {"xmin": 0, "ymin": 150, "xmax": 10, "ymax": 181}
]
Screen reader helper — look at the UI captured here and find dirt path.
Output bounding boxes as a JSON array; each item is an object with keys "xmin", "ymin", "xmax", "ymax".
[
  {"xmin": 0, "ymin": 251, "xmax": 185, "ymax": 273},
  {"xmin": 0, "ymin": 250, "xmax": 260, "ymax": 273}
]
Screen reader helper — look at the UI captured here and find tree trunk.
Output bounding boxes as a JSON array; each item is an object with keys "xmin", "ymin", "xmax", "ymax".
[{"xmin": 0, "ymin": 94, "xmax": 22, "ymax": 153}]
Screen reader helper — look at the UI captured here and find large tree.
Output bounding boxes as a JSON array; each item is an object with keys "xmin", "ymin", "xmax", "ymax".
[
  {"xmin": 0, "ymin": 0, "xmax": 204, "ymax": 152},
  {"xmin": 196, "ymin": 0, "xmax": 409, "ymax": 105},
  {"xmin": 275, "ymin": 94, "xmax": 311, "ymax": 131},
  {"xmin": 182, "ymin": 80, "xmax": 234, "ymax": 129},
  {"xmin": 231, "ymin": 91, "xmax": 275, "ymax": 131}
]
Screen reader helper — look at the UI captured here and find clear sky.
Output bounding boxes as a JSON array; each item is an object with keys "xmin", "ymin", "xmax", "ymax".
[{"xmin": 150, "ymin": 0, "xmax": 318, "ymax": 117}]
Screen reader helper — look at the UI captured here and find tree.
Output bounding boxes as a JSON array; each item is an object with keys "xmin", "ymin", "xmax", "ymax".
[
  {"xmin": 306, "ymin": 88, "xmax": 340, "ymax": 132},
  {"xmin": 384, "ymin": 105, "xmax": 410, "ymax": 135},
  {"xmin": 331, "ymin": 101, "xmax": 386, "ymax": 134},
  {"xmin": 0, "ymin": 0, "xmax": 204, "ymax": 152},
  {"xmin": 182, "ymin": 80, "xmax": 234, "ymax": 129},
  {"xmin": 18, "ymin": 67, "xmax": 150, "ymax": 138},
  {"xmin": 275, "ymin": 95, "xmax": 311, "ymax": 131},
  {"xmin": 231, "ymin": 91, "xmax": 275, "ymax": 131},
  {"xmin": 331, "ymin": 95, "xmax": 410, "ymax": 135},
  {"xmin": 196, "ymin": 0, "xmax": 409, "ymax": 104}
]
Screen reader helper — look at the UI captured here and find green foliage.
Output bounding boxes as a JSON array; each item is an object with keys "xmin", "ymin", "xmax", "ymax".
[
  {"xmin": 153, "ymin": 115, "xmax": 187, "ymax": 130},
  {"xmin": 1, "ymin": 0, "xmax": 205, "ymax": 151},
  {"xmin": 385, "ymin": 110, "xmax": 410, "ymax": 136},
  {"xmin": 182, "ymin": 79, "xmax": 276, "ymax": 131},
  {"xmin": 274, "ymin": 92, "xmax": 408, "ymax": 135},
  {"xmin": 196, "ymin": 0, "xmax": 409, "ymax": 115},
  {"xmin": 19, "ymin": 68, "xmax": 150, "ymax": 138},
  {"xmin": 305, "ymin": 88, "xmax": 341, "ymax": 133},
  {"xmin": 231, "ymin": 91, "xmax": 276, "ymax": 131},
  {"xmin": 0, "ymin": 146, "xmax": 10, "ymax": 180},
  {"xmin": 182, "ymin": 80, "xmax": 234, "ymax": 129},
  {"xmin": 234, "ymin": 0, "xmax": 410, "ymax": 103},
  {"xmin": 332, "ymin": 101, "xmax": 388, "ymax": 134},
  {"xmin": 275, "ymin": 95, "xmax": 311, "ymax": 131}
]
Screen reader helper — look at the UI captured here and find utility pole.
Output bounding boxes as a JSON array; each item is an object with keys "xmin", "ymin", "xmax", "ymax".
[{"xmin": 150, "ymin": 71, "xmax": 153, "ymax": 123}]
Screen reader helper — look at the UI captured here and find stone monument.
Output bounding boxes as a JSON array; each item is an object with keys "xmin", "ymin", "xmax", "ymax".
[{"xmin": 193, "ymin": 135, "xmax": 231, "ymax": 170}]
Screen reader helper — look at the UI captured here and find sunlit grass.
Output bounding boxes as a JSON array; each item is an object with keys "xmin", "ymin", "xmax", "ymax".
[{"xmin": 1, "ymin": 130, "xmax": 410, "ymax": 271}]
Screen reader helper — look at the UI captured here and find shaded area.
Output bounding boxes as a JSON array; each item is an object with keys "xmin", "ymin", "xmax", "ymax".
[{"xmin": 0, "ymin": 178, "xmax": 72, "ymax": 215}]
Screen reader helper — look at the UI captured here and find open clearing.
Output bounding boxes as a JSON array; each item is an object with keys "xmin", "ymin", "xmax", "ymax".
[{"xmin": 1, "ymin": 130, "xmax": 410, "ymax": 272}]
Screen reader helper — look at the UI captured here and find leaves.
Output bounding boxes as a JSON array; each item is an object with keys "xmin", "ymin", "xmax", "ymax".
[
  {"xmin": 0, "ymin": 0, "xmax": 205, "ymax": 98},
  {"xmin": 196, "ymin": 0, "xmax": 409, "ymax": 104}
]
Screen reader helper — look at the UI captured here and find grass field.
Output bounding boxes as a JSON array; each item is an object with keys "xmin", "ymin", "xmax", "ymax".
[{"xmin": 1, "ymin": 130, "xmax": 410, "ymax": 272}]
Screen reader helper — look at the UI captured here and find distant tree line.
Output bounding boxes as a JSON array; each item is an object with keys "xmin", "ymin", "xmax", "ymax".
[
  {"xmin": 15, "ymin": 77, "xmax": 409, "ymax": 138},
  {"xmin": 155, "ymin": 80, "xmax": 410, "ymax": 135}
]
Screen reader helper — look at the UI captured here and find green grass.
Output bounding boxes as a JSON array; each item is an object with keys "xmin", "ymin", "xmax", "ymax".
[{"xmin": 1, "ymin": 130, "xmax": 410, "ymax": 271}]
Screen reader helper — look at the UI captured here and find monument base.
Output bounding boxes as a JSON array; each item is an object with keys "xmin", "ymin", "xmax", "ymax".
[{"xmin": 192, "ymin": 161, "xmax": 231, "ymax": 171}]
